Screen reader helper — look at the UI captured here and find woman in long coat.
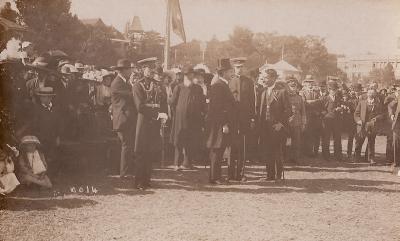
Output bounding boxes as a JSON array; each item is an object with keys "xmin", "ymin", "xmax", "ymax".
[{"xmin": 170, "ymin": 69, "xmax": 206, "ymax": 170}]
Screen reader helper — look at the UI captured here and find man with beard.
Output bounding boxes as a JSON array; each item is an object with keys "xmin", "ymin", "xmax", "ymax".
[
  {"xmin": 206, "ymin": 59, "xmax": 236, "ymax": 184},
  {"xmin": 227, "ymin": 57, "xmax": 255, "ymax": 182},
  {"xmin": 170, "ymin": 66, "xmax": 206, "ymax": 171},
  {"xmin": 132, "ymin": 58, "xmax": 168, "ymax": 190},
  {"xmin": 256, "ymin": 69, "xmax": 291, "ymax": 181}
]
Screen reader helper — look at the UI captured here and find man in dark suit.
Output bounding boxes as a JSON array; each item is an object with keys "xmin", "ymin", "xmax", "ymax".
[
  {"xmin": 307, "ymin": 81, "xmax": 343, "ymax": 161},
  {"xmin": 31, "ymin": 87, "xmax": 62, "ymax": 176},
  {"xmin": 388, "ymin": 87, "xmax": 400, "ymax": 171},
  {"xmin": 110, "ymin": 59, "xmax": 137, "ymax": 179},
  {"xmin": 300, "ymin": 76, "xmax": 322, "ymax": 157},
  {"xmin": 354, "ymin": 87, "xmax": 384, "ymax": 165},
  {"xmin": 206, "ymin": 58, "xmax": 236, "ymax": 184},
  {"xmin": 256, "ymin": 69, "xmax": 291, "ymax": 181},
  {"xmin": 228, "ymin": 57, "xmax": 255, "ymax": 182},
  {"xmin": 132, "ymin": 58, "xmax": 168, "ymax": 190}
]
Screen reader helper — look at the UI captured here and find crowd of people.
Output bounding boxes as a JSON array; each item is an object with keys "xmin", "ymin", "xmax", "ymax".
[{"xmin": 1, "ymin": 50, "xmax": 400, "ymax": 194}]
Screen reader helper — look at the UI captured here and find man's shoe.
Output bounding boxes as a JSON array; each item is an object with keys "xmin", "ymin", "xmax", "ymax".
[
  {"xmin": 369, "ymin": 160, "xmax": 377, "ymax": 166},
  {"xmin": 173, "ymin": 166, "xmax": 182, "ymax": 171},
  {"xmin": 210, "ymin": 179, "xmax": 224, "ymax": 185},
  {"xmin": 240, "ymin": 176, "xmax": 247, "ymax": 182}
]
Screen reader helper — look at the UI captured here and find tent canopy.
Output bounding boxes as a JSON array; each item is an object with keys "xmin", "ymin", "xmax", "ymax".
[{"xmin": 260, "ymin": 60, "xmax": 300, "ymax": 72}]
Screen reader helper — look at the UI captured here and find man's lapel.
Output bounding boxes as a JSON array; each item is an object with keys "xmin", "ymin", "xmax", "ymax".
[
  {"xmin": 361, "ymin": 100, "xmax": 367, "ymax": 122},
  {"xmin": 260, "ymin": 89, "xmax": 266, "ymax": 116}
]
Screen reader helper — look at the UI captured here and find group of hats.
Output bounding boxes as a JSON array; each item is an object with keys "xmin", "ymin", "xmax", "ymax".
[{"xmin": 112, "ymin": 57, "xmax": 158, "ymax": 70}]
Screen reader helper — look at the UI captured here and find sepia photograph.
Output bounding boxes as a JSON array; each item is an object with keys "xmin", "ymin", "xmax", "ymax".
[{"xmin": 0, "ymin": 0, "xmax": 399, "ymax": 240}]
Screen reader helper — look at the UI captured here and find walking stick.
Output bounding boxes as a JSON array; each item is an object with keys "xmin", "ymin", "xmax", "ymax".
[
  {"xmin": 242, "ymin": 134, "xmax": 246, "ymax": 180},
  {"xmin": 160, "ymin": 122, "xmax": 166, "ymax": 168}
]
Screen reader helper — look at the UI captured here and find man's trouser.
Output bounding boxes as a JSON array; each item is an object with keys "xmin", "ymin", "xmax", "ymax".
[
  {"xmin": 322, "ymin": 118, "xmax": 342, "ymax": 160},
  {"xmin": 228, "ymin": 133, "xmax": 247, "ymax": 180},
  {"xmin": 393, "ymin": 132, "xmax": 400, "ymax": 167},
  {"xmin": 355, "ymin": 133, "xmax": 376, "ymax": 161},
  {"xmin": 117, "ymin": 126, "xmax": 135, "ymax": 178},
  {"xmin": 209, "ymin": 148, "xmax": 225, "ymax": 182}
]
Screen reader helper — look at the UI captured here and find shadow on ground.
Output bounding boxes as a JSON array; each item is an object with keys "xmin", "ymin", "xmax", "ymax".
[{"xmin": 0, "ymin": 197, "xmax": 97, "ymax": 211}]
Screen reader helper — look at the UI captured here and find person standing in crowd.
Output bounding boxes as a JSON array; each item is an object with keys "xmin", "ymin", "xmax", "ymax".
[
  {"xmin": 257, "ymin": 69, "xmax": 291, "ymax": 181},
  {"xmin": 286, "ymin": 76, "xmax": 306, "ymax": 164},
  {"xmin": 308, "ymin": 81, "xmax": 343, "ymax": 161},
  {"xmin": 354, "ymin": 87, "xmax": 384, "ymax": 165},
  {"xmin": 31, "ymin": 87, "xmax": 62, "ymax": 175},
  {"xmin": 206, "ymin": 59, "xmax": 236, "ymax": 184},
  {"xmin": 227, "ymin": 57, "xmax": 255, "ymax": 182},
  {"xmin": 300, "ymin": 75, "xmax": 322, "ymax": 157},
  {"xmin": 388, "ymin": 87, "xmax": 400, "ymax": 171},
  {"xmin": 110, "ymin": 59, "xmax": 137, "ymax": 179},
  {"xmin": 132, "ymin": 58, "xmax": 168, "ymax": 190},
  {"xmin": 385, "ymin": 85, "xmax": 400, "ymax": 164},
  {"xmin": 170, "ymin": 66, "xmax": 206, "ymax": 171}
]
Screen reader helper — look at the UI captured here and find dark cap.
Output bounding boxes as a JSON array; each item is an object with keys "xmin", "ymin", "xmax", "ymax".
[
  {"xmin": 286, "ymin": 76, "xmax": 299, "ymax": 86},
  {"xmin": 327, "ymin": 80, "xmax": 339, "ymax": 90},
  {"xmin": 183, "ymin": 66, "xmax": 195, "ymax": 75},
  {"xmin": 266, "ymin": 69, "xmax": 278, "ymax": 78}
]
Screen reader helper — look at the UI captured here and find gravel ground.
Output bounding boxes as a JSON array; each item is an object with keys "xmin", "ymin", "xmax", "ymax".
[{"xmin": 1, "ymin": 137, "xmax": 399, "ymax": 241}]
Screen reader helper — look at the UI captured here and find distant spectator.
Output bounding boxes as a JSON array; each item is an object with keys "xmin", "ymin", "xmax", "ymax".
[{"xmin": 0, "ymin": 148, "xmax": 20, "ymax": 195}]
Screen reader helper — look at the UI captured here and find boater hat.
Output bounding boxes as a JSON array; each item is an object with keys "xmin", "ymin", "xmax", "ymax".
[
  {"xmin": 112, "ymin": 59, "xmax": 133, "ymax": 70},
  {"xmin": 35, "ymin": 87, "xmax": 56, "ymax": 96},
  {"xmin": 20, "ymin": 136, "xmax": 41, "ymax": 146},
  {"xmin": 231, "ymin": 57, "xmax": 247, "ymax": 67}
]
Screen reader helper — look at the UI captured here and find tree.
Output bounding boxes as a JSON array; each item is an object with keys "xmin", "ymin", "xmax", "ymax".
[
  {"xmin": 229, "ymin": 26, "xmax": 255, "ymax": 56},
  {"xmin": 368, "ymin": 68, "xmax": 384, "ymax": 85},
  {"xmin": 0, "ymin": 2, "xmax": 18, "ymax": 23},
  {"xmin": 15, "ymin": 0, "xmax": 87, "ymax": 59},
  {"xmin": 383, "ymin": 63, "xmax": 396, "ymax": 86},
  {"xmin": 79, "ymin": 23, "xmax": 121, "ymax": 66}
]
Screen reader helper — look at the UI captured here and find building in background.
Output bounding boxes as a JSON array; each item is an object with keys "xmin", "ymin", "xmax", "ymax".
[{"xmin": 338, "ymin": 54, "xmax": 400, "ymax": 82}]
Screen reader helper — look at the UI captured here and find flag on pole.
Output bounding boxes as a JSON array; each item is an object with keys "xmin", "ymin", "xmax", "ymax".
[{"xmin": 170, "ymin": 0, "xmax": 186, "ymax": 44}]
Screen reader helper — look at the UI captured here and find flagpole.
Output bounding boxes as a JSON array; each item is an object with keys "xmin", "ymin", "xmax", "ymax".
[{"xmin": 164, "ymin": 0, "xmax": 171, "ymax": 70}]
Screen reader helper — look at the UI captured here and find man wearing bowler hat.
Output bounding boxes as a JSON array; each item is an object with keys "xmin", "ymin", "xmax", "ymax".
[
  {"xmin": 110, "ymin": 59, "xmax": 137, "ymax": 179},
  {"xmin": 227, "ymin": 57, "xmax": 255, "ymax": 181},
  {"xmin": 206, "ymin": 58, "xmax": 236, "ymax": 184},
  {"xmin": 256, "ymin": 69, "xmax": 291, "ymax": 181}
]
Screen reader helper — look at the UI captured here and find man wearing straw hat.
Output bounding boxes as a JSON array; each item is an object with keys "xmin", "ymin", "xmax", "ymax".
[
  {"xmin": 110, "ymin": 59, "xmax": 137, "ymax": 179},
  {"xmin": 31, "ymin": 87, "xmax": 62, "ymax": 173}
]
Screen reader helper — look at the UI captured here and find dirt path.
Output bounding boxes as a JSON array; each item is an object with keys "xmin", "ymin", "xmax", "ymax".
[{"xmin": 1, "ymin": 139, "xmax": 400, "ymax": 241}]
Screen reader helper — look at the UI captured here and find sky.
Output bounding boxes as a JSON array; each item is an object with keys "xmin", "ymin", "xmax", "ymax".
[{"xmin": 2, "ymin": 0, "xmax": 400, "ymax": 56}]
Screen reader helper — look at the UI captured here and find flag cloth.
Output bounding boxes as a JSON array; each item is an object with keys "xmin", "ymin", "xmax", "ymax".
[{"xmin": 170, "ymin": 0, "xmax": 186, "ymax": 44}]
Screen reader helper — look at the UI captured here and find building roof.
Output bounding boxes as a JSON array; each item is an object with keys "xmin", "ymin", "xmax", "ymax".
[
  {"xmin": 81, "ymin": 18, "xmax": 104, "ymax": 26},
  {"xmin": 129, "ymin": 16, "xmax": 143, "ymax": 32}
]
